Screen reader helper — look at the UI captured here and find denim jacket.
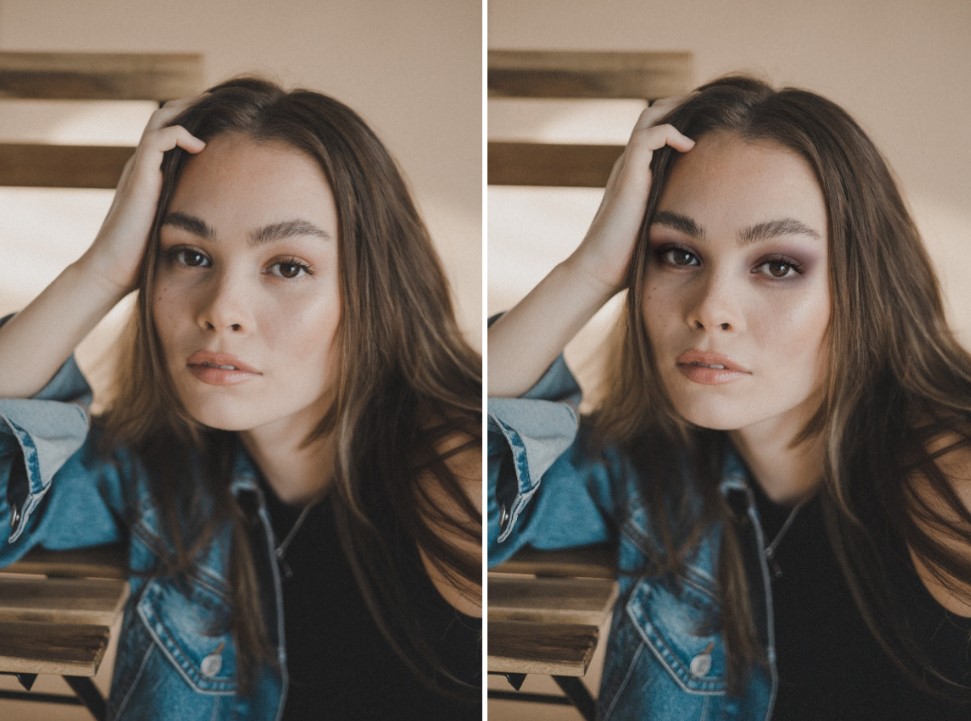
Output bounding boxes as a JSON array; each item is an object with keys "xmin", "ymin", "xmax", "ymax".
[
  {"xmin": 488, "ymin": 356, "xmax": 776, "ymax": 721},
  {"xmin": 0, "ymin": 355, "xmax": 288, "ymax": 720}
]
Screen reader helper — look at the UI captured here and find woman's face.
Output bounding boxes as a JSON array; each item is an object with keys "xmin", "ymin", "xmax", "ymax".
[
  {"xmin": 153, "ymin": 133, "xmax": 342, "ymax": 437},
  {"xmin": 642, "ymin": 131, "xmax": 830, "ymax": 438}
]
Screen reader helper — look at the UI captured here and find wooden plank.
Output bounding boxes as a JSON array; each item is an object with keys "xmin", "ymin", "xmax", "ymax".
[
  {"xmin": 489, "ymin": 50, "xmax": 692, "ymax": 100},
  {"xmin": 0, "ymin": 143, "xmax": 131, "ymax": 188},
  {"xmin": 489, "ymin": 575, "xmax": 618, "ymax": 625},
  {"xmin": 0, "ymin": 577, "xmax": 129, "ymax": 626},
  {"xmin": 494, "ymin": 544, "xmax": 616, "ymax": 579},
  {"xmin": 489, "ymin": 620, "xmax": 598, "ymax": 676},
  {"xmin": 488, "ymin": 141, "xmax": 621, "ymax": 187},
  {"xmin": 2, "ymin": 544, "xmax": 127, "ymax": 580},
  {"xmin": 0, "ymin": 51, "xmax": 203, "ymax": 100},
  {"xmin": 0, "ymin": 620, "xmax": 109, "ymax": 676}
]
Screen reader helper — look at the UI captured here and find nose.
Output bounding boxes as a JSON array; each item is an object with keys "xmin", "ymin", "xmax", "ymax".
[
  {"xmin": 685, "ymin": 271, "xmax": 742, "ymax": 332},
  {"xmin": 195, "ymin": 269, "xmax": 252, "ymax": 334}
]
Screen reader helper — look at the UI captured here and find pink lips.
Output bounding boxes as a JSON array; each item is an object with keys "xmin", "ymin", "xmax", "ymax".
[
  {"xmin": 186, "ymin": 351, "xmax": 261, "ymax": 386},
  {"xmin": 675, "ymin": 350, "xmax": 751, "ymax": 385}
]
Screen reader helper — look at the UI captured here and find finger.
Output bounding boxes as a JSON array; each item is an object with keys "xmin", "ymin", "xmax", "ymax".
[
  {"xmin": 629, "ymin": 123, "xmax": 695, "ymax": 159},
  {"xmin": 630, "ymin": 91, "xmax": 701, "ymax": 134},
  {"xmin": 142, "ymin": 95, "xmax": 205, "ymax": 133},
  {"xmin": 610, "ymin": 124, "xmax": 694, "ymax": 198},
  {"xmin": 129, "ymin": 126, "xmax": 205, "ymax": 180}
]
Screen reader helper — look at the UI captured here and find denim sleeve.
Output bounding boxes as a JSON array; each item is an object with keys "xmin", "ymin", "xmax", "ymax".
[
  {"xmin": 488, "ymin": 354, "xmax": 619, "ymax": 566},
  {"xmin": 0, "ymin": 317, "xmax": 128, "ymax": 564}
]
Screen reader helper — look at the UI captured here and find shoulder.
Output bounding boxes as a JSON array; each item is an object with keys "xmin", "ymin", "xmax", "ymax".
[
  {"xmin": 906, "ymin": 431, "xmax": 971, "ymax": 616},
  {"xmin": 415, "ymin": 430, "xmax": 482, "ymax": 617}
]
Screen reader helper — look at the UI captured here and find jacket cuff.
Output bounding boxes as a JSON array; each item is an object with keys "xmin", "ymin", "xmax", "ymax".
[{"xmin": 487, "ymin": 354, "xmax": 581, "ymax": 550}]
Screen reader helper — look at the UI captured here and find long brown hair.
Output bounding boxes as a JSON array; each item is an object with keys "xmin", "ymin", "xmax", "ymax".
[
  {"xmin": 103, "ymin": 77, "xmax": 481, "ymax": 695},
  {"xmin": 595, "ymin": 75, "xmax": 971, "ymax": 697}
]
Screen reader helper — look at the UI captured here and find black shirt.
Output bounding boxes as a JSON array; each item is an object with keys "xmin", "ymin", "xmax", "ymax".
[
  {"xmin": 752, "ymin": 483, "xmax": 971, "ymax": 720},
  {"xmin": 261, "ymin": 483, "xmax": 481, "ymax": 721}
]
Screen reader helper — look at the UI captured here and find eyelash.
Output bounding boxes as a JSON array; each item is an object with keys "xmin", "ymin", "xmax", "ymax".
[
  {"xmin": 166, "ymin": 246, "xmax": 210, "ymax": 268},
  {"xmin": 269, "ymin": 257, "xmax": 314, "ymax": 279},
  {"xmin": 163, "ymin": 247, "xmax": 314, "ymax": 279},
  {"xmin": 654, "ymin": 245, "xmax": 804, "ymax": 279}
]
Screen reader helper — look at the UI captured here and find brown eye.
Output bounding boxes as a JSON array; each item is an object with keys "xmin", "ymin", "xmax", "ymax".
[
  {"xmin": 659, "ymin": 247, "xmax": 700, "ymax": 267},
  {"xmin": 169, "ymin": 247, "xmax": 210, "ymax": 268},
  {"xmin": 755, "ymin": 257, "xmax": 801, "ymax": 279},
  {"xmin": 268, "ymin": 259, "xmax": 313, "ymax": 279},
  {"xmin": 767, "ymin": 260, "xmax": 791, "ymax": 277}
]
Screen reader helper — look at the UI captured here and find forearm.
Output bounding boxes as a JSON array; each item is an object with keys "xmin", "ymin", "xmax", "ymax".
[
  {"xmin": 0, "ymin": 258, "xmax": 127, "ymax": 398},
  {"xmin": 488, "ymin": 254, "xmax": 616, "ymax": 398}
]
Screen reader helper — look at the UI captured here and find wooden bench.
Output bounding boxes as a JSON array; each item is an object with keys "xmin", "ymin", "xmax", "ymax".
[
  {"xmin": 0, "ymin": 51, "xmax": 203, "ymax": 189},
  {"xmin": 0, "ymin": 545, "xmax": 129, "ymax": 720},
  {"xmin": 487, "ymin": 50, "xmax": 694, "ymax": 188},
  {"xmin": 488, "ymin": 543, "xmax": 617, "ymax": 721}
]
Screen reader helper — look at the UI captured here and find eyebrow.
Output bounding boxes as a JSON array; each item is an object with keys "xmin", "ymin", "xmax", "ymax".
[
  {"xmin": 161, "ymin": 212, "xmax": 332, "ymax": 245},
  {"xmin": 651, "ymin": 210, "xmax": 820, "ymax": 245}
]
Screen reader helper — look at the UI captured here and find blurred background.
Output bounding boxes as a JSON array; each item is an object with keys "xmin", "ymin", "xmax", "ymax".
[
  {"xmin": 0, "ymin": 1, "xmax": 480, "ymax": 718},
  {"xmin": 487, "ymin": 0, "xmax": 971, "ymax": 718}
]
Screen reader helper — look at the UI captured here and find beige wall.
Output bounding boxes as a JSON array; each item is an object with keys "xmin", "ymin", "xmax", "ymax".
[
  {"xmin": 0, "ymin": 0, "xmax": 482, "ymax": 400},
  {"xmin": 488, "ymin": 0, "xmax": 971, "ymax": 396}
]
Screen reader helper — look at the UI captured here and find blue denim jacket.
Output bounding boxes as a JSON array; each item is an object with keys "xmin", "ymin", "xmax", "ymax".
[
  {"xmin": 488, "ymin": 356, "xmax": 776, "ymax": 720},
  {"xmin": 0, "ymin": 356, "xmax": 288, "ymax": 720}
]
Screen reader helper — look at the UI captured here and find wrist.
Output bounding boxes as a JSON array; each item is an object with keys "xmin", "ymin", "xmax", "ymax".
[
  {"xmin": 69, "ymin": 252, "xmax": 134, "ymax": 307},
  {"xmin": 560, "ymin": 251, "xmax": 622, "ymax": 304}
]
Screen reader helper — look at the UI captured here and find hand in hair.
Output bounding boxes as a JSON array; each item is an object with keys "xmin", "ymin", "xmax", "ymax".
[
  {"xmin": 81, "ymin": 96, "xmax": 206, "ymax": 295},
  {"xmin": 488, "ymin": 98, "xmax": 693, "ymax": 397},
  {"xmin": 571, "ymin": 97, "xmax": 695, "ymax": 295},
  {"xmin": 0, "ymin": 98, "xmax": 205, "ymax": 399}
]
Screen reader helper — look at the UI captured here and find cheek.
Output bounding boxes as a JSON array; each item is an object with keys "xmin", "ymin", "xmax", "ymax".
[
  {"xmin": 641, "ymin": 281, "xmax": 677, "ymax": 340},
  {"xmin": 151, "ymin": 286, "xmax": 178, "ymax": 343},
  {"xmin": 264, "ymin": 294, "xmax": 341, "ymax": 360}
]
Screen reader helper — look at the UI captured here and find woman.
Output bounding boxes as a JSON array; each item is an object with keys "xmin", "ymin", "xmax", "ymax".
[
  {"xmin": 489, "ymin": 75, "xmax": 971, "ymax": 720},
  {"xmin": 0, "ymin": 78, "xmax": 481, "ymax": 720}
]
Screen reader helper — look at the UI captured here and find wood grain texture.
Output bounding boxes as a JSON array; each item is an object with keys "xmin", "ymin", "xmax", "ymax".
[
  {"xmin": 489, "ymin": 620, "xmax": 598, "ymax": 676},
  {"xmin": 489, "ymin": 575, "xmax": 618, "ymax": 625},
  {"xmin": 0, "ymin": 620, "xmax": 109, "ymax": 676},
  {"xmin": 0, "ymin": 577, "xmax": 129, "ymax": 625},
  {"xmin": 488, "ymin": 141, "xmax": 621, "ymax": 187},
  {"xmin": 493, "ymin": 544, "xmax": 616, "ymax": 579},
  {"xmin": 489, "ymin": 50, "xmax": 693, "ymax": 99},
  {"xmin": 0, "ymin": 51, "xmax": 203, "ymax": 100},
  {"xmin": 0, "ymin": 143, "xmax": 132, "ymax": 188},
  {"xmin": 2, "ymin": 544, "xmax": 127, "ymax": 580}
]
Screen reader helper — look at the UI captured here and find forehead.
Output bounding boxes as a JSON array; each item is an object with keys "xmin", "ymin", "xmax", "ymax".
[
  {"xmin": 656, "ymin": 131, "xmax": 827, "ymax": 235},
  {"xmin": 167, "ymin": 132, "xmax": 337, "ymax": 231}
]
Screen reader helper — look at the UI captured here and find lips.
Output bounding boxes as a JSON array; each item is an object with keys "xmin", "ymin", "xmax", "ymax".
[
  {"xmin": 675, "ymin": 350, "xmax": 751, "ymax": 385},
  {"xmin": 186, "ymin": 351, "xmax": 262, "ymax": 386},
  {"xmin": 187, "ymin": 351, "xmax": 260, "ymax": 374}
]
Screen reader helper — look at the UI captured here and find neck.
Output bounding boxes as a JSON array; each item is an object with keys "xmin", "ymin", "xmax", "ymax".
[
  {"xmin": 729, "ymin": 419, "xmax": 824, "ymax": 506},
  {"xmin": 241, "ymin": 423, "xmax": 335, "ymax": 507}
]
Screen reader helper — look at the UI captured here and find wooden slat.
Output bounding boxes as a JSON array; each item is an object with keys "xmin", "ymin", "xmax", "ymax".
[
  {"xmin": 0, "ymin": 51, "xmax": 203, "ymax": 100},
  {"xmin": 0, "ymin": 577, "xmax": 129, "ymax": 626},
  {"xmin": 2, "ymin": 544, "xmax": 127, "ymax": 579},
  {"xmin": 0, "ymin": 143, "xmax": 131, "ymax": 188},
  {"xmin": 489, "ymin": 50, "xmax": 692, "ymax": 100},
  {"xmin": 489, "ymin": 620, "xmax": 598, "ymax": 676},
  {"xmin": 489, "ymin": 141, "xmax": 621, "ymax": 187},
  {"xmin": 489, "ymin": 575, "xmax": 618, "ymax": 625},
  {"xmin": 0, "ymin": 620, "xmax": 109, "ymax": 676},
  {"xmin": 494, "ymin": 544, "xmax": 615, "ymax": 579}
]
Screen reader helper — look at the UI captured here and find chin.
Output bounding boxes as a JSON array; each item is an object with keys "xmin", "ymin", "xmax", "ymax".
[
  {"xmin": 178, "ymin": 399, "xmax": 260, "ymax": 432},
  {"xmin": 670, "ymin": 399, "xmax": 751, "ymax": 432}
]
